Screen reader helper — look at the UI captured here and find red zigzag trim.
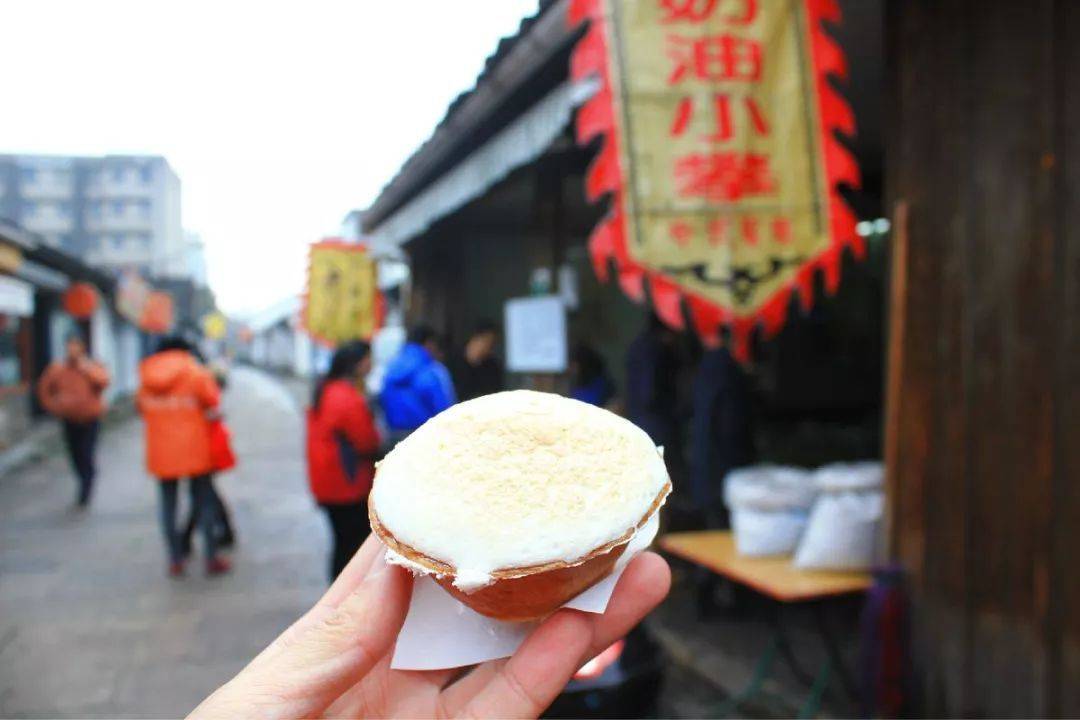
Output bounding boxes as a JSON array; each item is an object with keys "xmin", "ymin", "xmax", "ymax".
[{"xmin": 568, "ymin": 0, "xmax": 861, "ymax": 362}]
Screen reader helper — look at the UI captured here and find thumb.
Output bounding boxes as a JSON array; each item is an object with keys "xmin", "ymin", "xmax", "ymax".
[{"xmin": 191, "ymin": 561, "xmax": 412, "ymax": 720}]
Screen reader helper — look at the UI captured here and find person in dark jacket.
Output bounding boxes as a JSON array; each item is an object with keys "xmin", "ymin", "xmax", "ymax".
[
  {"xmin": 378, "ymin": 325, "xmax": 455, "ymax": 443},
  {"xmin": 690, "ymin": 346, "xmax": 754, "ymax": 525},
  {"xmin": 307, "ymin": 341, "xmax": 381, "ymax": 581},
  {"xmin": 626, "ymin": 315, "xmax": 680, "ymax": 449},
  {"xmin": 180, "ymin": 352, "xmax": 236, "ymax": 557},
  {"xmin": 452, "ymin": 321, "xmax": 504, "ymax": 401}
]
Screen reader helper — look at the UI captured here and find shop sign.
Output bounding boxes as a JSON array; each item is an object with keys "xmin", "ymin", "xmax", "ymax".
[
  {"xmin": 569, "ymin": 0, "xmax": 862, "ymax": 359},
  {"xmin": 303, "ymin": 239, "xmax": 382, "ymax": 346},
  {"xmin": 140, "ymin": 292, "xmax": 174, "ymax": 334},
  {"xmin": 202, "ymin": 312, "xmax": 228, "ymax": 340},
  {"xmin": 116, "ymin": 270, "xmax": 151, "ymax": 325}
]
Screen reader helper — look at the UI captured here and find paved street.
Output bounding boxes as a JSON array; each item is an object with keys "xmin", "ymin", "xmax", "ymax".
[
  {"xmin": 0, "ymin": 366, "xmax": 733, "ymax": 719},
  {"xmin": 0, "ymin": 368, "xmax": 327, "ymax": 718}
]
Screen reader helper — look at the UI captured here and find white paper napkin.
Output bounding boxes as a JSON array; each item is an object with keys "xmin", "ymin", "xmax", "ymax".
[{"xmin": 389, "ymin": 513, "xmax": 660, "ymax": 670}]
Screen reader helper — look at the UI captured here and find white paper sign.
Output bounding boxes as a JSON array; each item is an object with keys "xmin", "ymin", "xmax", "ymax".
[
  {"xmin": 390, "ymin": 513, "xmax": 659, "ymax": 671},
  {"xmin": 504, "ymin": 295, "xmax": 567, "ymax": 373}
]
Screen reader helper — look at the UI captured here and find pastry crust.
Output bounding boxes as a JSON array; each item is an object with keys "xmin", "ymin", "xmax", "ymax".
[{"xmin": 370, "ymin": 481, "xmax": 671, "ymax": 621}]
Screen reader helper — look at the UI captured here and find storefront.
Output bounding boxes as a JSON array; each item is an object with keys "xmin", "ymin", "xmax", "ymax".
[
  {"xmin": 362, "ymin": 2, "xmax": 1080, "ymax": 715},
  {"xmin": 363, "ymin": 0, "xmax": 885, "ymax": 508},
  {"xmin": 0, "ymin": 218, "xmax": 143, "ymax": 446}
]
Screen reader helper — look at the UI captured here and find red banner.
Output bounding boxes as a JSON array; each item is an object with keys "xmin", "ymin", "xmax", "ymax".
[{"xmin": 569, "ymin": 0, "xmax": 861, "ymax": 360}]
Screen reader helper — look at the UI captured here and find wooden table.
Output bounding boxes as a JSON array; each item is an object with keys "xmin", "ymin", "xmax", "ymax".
[
  {"xmin": 659, "ymin": 531, "xmax": 872, "ymax": 602},
  {"xmin": 659, "ymin": 530, "xmax": 873, "ymax": 717}
]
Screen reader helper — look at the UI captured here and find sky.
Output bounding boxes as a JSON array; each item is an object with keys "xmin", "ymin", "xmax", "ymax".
[{"xmin": 0, "ymin": 0, "xmax": 538, "ymax": 315}]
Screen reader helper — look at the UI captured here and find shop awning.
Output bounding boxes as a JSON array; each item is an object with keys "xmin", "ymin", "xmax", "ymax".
[{"xmin": 368, "ymin": 76, "xmax": 599, "ymax": 249}]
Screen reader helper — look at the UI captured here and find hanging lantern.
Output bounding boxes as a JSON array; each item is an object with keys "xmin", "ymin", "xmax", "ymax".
[
  {"xmin": 62, "ymin": 282, "xmax": 99, "ymax": 319},
  {"xmin": 140, "ymin": 292, "xmax": 174, "ymax": 334}
]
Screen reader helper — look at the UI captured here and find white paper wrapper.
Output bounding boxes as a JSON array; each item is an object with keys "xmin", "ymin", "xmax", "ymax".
[{"xmin": 389, "ymin": 512, "xmax": 660, "ymax": 670}]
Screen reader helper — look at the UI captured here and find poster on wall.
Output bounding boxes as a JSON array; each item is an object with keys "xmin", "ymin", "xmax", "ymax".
[
  {"xmin": 569, "ymin": 0, "xmax": 861, "ymax": 360},
  {"xmin": 302, "ymin": 239, "xmax": 382, "ymax": 346},
  {"xmin": 504, "ymin": 295, "xmax": 568, "ymax": 373}
]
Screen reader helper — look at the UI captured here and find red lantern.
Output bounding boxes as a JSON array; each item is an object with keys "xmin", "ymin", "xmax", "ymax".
[
  {"xmin": 140, "ymin": 292, "xmax": 174, "ymax": 334},
  {"xmin": 62, "ymin": 283, "xmax": 99, "ymax": 319}
]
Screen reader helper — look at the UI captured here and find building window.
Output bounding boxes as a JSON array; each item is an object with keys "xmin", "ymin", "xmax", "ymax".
[
  {"xmin": 136, "ymin": 199, "xmax": 151, "ymax": 216},
  {"xmin": 56, "ymin": 201, "xmax": 71, "ymax": 218},
  {"xmin": 89, "ymin": 202, "xmax": 102, "ymax": 217},
  {"xmin": 111, "ymin": 234, "xmax": 125, "ymax": 249},
  {"xmin": 111, "ymin": 200, "xmax": 125, "ymax": 216},
  {"xmin": 112, "ymin": 167, "xmax": 125, "ymax": 182},
  {"xmin": 21, "ymin": 201, "xmax": 36, "ymax": 217},
  {"xmin": 141, "ymin": 166, "xmax": 153, "ymax": 184},
  {"xmin": 19, "ymin": 168, "xmax": 36, "ymax": 184}
]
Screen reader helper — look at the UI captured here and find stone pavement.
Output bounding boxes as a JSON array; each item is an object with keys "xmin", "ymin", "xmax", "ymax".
[{"xmin": 0, "ymin": 368, "xmax": 328, "ymax": 718}]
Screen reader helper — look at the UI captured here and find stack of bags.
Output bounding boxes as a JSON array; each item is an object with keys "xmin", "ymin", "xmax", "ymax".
[{"xmin": 723, "ymin": 462, "xmax": 884, "ymax": 571}]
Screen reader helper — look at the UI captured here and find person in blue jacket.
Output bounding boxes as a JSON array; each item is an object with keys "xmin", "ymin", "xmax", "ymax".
[{"xmin": 379, "ymin": 325, "xmax": 456, "ymax": 443}]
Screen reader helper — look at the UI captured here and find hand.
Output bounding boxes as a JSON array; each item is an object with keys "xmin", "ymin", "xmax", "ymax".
[{"xmin": 190, "ymin": 535, "xmax": 671, "ymax": 719}]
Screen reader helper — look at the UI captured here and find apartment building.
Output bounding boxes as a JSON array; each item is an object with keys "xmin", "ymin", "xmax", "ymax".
[{"xmin": 0, "ymin": 154, "xmax": 186, "ymax": 279}]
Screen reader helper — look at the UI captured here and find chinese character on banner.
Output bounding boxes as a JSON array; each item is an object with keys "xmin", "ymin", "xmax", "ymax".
[
  {"xmin": 569, "ymin": 0, "xmax": 862, "ymax": 360},
  {"xmin": 303, "ymin": 239, "xmax": 383, "ymax": 346}
]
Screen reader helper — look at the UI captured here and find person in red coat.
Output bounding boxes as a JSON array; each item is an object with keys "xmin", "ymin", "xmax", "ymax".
[{"xmin": 306, "ymin": 341, "xmax": 381, "ymax": 580}]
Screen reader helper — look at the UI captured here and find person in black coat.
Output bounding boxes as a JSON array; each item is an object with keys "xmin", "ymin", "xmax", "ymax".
[{"xmin": 452, "ymin": 321, "xmax": 504, "ymax": 401}]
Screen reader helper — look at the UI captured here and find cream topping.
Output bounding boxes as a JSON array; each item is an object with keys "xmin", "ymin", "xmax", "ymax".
[{"xmin": 372, "ymin": 390, "xmax": 670, "ymax": 591}]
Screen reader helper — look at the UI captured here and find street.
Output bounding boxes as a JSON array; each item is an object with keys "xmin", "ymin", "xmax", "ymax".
[
  {"xmin": 0, "ymin": 368, "xmax": 327, "ymax": 718},
  {"xmin": 0, "ymin": 366, "xmax": 733, "ymax": 719}
]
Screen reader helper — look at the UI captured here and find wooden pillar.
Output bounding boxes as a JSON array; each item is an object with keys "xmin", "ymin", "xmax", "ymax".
[{"xmin": 886, "ymin": 0, "xmax": 1080, "ymax": 716}]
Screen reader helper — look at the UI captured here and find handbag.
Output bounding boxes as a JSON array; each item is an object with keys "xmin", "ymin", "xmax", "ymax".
[{"xmin": 208, "ymin": 418, "xmax": 237, "ymax": 472}]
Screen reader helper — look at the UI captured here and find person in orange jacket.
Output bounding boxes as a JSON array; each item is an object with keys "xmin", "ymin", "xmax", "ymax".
[
  {"xmin": 137, "ymin": 336, "xmax": 229, "ymax": 577},
  {"xmin": 37, "ymin": 332, "xmax": 110, "ymax": 507},
  {"xmin": 306, "ymin": 341, "xmax": 381, "ymax": 581}
]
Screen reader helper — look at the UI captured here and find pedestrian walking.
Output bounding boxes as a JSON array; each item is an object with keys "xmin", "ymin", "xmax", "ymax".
[
  {"xmin": 379, "ymin": 325, "xmax": 455, "ymax": 444},
  {"xmin": 451, "ymin": 321, "xmax": 504, "ymax": 401},
  {"xmin": 179, "ymin": 351, "xmax": 236, "ymax": 555},
  {"xmin": 136, "ymin": 336, "xmax": 229, "ymax": 578},
  {"xmin": 307, "ymin": 341, "xmax": 381, "ymax": 581},
  {"xmin": 36, "ymin": 332, "xmax": 110, "ymax": 508}
]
